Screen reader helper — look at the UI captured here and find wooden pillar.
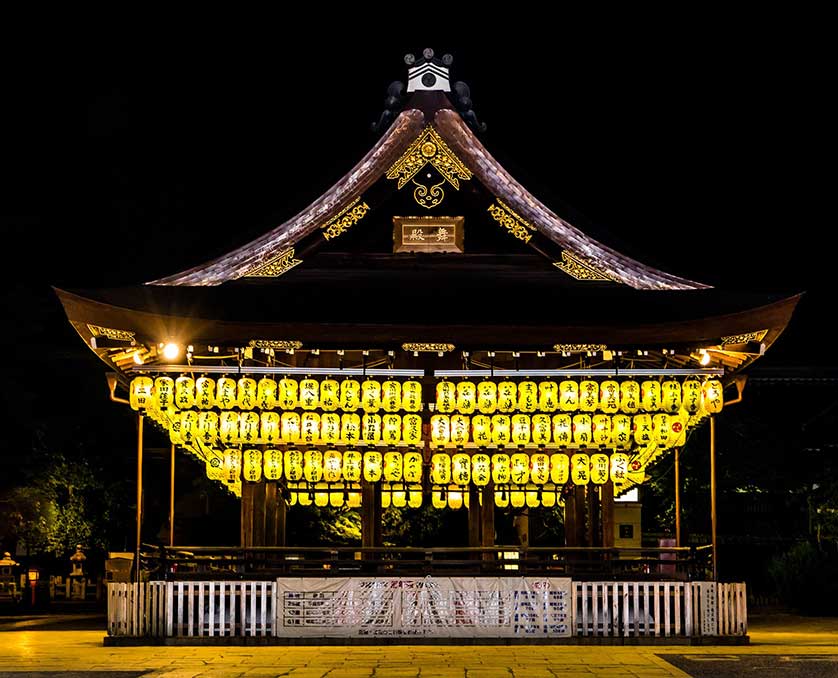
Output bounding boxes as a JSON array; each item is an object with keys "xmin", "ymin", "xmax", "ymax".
[
  {"xmin": 710, "ymin": 417, "xmax": 718, "ymax": 580},
  {"xmin": 276, "ymin": 488, "xmax": 287, "ymax": 547},
  {"xmin": 601, "ymin": 480, "xmax": 615, "ymax": 548},
  {"xmin": 265, "ymin": 482, "xmax": 278, "ymax": 547},
  {"xmin": 240, "ymin": 482, "xmax": 256, "ymax": 548},
  {"xmin": 468, "ymin": 486, "xmax": 482, "ymax": 547},
  {"xmin": 373, "ymin": 484, "xmax": 383, "ymax": 547},
  {"xmin": 574, "ymin": 485, "xmax": 587, "ymax": 546},
  {"xmin": 674, "ymin": 447, "xmax": 682, "ymax": 547},
  {"xmin": 169, "ymin": 443, "xmax": 176, "ymax": 547},
  {"xmin": 481, "ymin": 482, "xmax": 495, "ymax": 559},
  {"xmin": 135, "ymin": 414, "xmax": 144, "ymax": 584},
  {"xmin": 252, "ymin": 482, "xmax": 266, "ymax": 547},
  {"xmin": 564, "ymin": 487, "xmax": 577, "ymax": 546},
  {"xmin": 587, "ymin": 485, "xmax": 601, "ymax": 547},
  {"xmin": 361, "ymin": 481, "xmax": 378, "ymax": 548},
  {"xmin": 514, "ymin": 511, "xmax": 529, "ymax": 547}
]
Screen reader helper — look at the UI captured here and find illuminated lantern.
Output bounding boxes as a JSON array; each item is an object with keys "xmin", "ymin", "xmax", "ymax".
[
  {"xmin": 297, "ymin": 485, "xmax": 312, "ymax": 506},
  {"xmin": 641, "ymin": 380, "xmax": 661, "ymax": 412},
  {"xmin": 541, "ymin": 489, "xmax": 556, "ymax": 508},
  {"xmin": 633, "ymin": 414, "xmax": 654, "ymax": 445},
  {"xmin": 363, "ymin": 451, "xmax": 383, "ymax": 482},
  {"xmin": 652, "ymin": 413, "xmax": 672, "ymax": 447},
  {"xmin": 303, "ymin": 450, "xmax": 323, "ymax": 482},
  {"xmin": 239, "ymin": 411, "xmax": 259, "ymax": 444},
  {"xmin": 130, "ymin": 377, "xmax": 153, "ymax": 411},
  {"xmin": 361, "ymin": 379, "xmax": 381, "ymax": 412},
  {"xmin": 477, "ymin": 381, "xmax": 498, "ymax": 414},
  {"xmin": 550, "ymin": 453, "xmax": 570, "ymax": 484},
  {"xmin": 301, "ymin": 412, "xmax": 320, "ymax": 444},
  {"xmin": 526, "ymin": 487, "xmax": 540, "ymax": 508},
  {"xmin": 491, "ymin": 414, "xmax": 511, "ymax": 445},
  {"xmin": 223, "ymin": 449, "xmax": 242, "ymax": 483},
  {"xmin": 281, "ymin": 412, "xmax": 301, "ymax": 443},
  {"xmin": 471, "ymin": 415, "xmax": 491, "ymax": 446},
  {"xmin": 408, "ymin": 485, "xmax": 422, "ymax": 508},
  {"xmin": 572, "ymin": 414, "xmax": 593, "ymax": 446},
  {"xmin": 530, "ymin": 452, "xmax": 549, "ymax": 484},
  {"xmin": 278, "ymin": 377, "xmax": 298, "ymax": 410},
  {"xmin": 436, "ymin": 381, "xmax": 455, "ymax": 413},
  {"xmin": 263, "ymin": 449, "xmax": 282, "ymax": 480},
  {"xmin": 383, "ymin": 451, "xmax": 403, "ymax": 482},
  {"xmin": 448, "ymin": 489, "xmax": 463, "ymax": 510},
  {"xmin": 431, "ymin": 453, "xmax": 451, "ymax": 485},
  {"xmin": 532, "ymin": 414, "xmax": 551, "ymax": 445},
  {"xmin": 341, "ymin": 413, "xmax": 361, "ymax": 444},
  {"xmin": 174, "ymin": 375, "xmax": 195, "ymax": 409},
  {"xmin": 314, "ymin": 483, "xmax": 329, "ymax": 507},
  {"xmin": 472, "ymin": 453, "xmax": 491, "ymax": 486},
  {"xmin": 155, "ymin": 377, "xmax": 174, "ymax": 411},
  {"xmin": 239, "ymin": 377, "xmax": 258, "ymax": 410},
  {"xmin": 681, "ymin": 379, "xmax": 702, "ymax": 415},
  {"xmin": 216, "ymin": 376, "xmax": 237, "ymax": 409},
  {"xmin": 599, "ymin": 380, "xmax": 619, "ymax": 414},
  {"xmin": 452, "ymin": 453, "xmax": 470, "ymax": 485},
  {"xmin": 287, "ymin": 487, "xmax": 298, "ymax": 506},
  {"xmin": 510, "ymin": 489, "xmax": 525, "ymax": 508},
  {"xmin": 510, "ymin": 453, "xmax": 529, "ymax": 485},
  {"xmin": 195, "ymin": 376, "xmax": 216, "ymax": 410},
  {"xmin": 431, "ymin": 415, "xmax": 451, "ymax": 445},
  {"xmin": 219, "ymin": 411, "xmax": 239, "ymax": 444},
  {"xmin": 243, "ymin": 449, "xmax": 262, "ymax": 482},
  {"xmin": 450, "ymin": 415, "xmax": 470, "ymax": 445},
  {"xmin": 456, "ymin": 381, "xmax": 476, "ymax": 414},
  {"xmin": 402, "ymin": 414, "xmax": 422, "ymax": 445},
  {"xmin": 538, "ymin": 381, "xmax": 559, "ymax": 412},
  {"xmin": 517, "ymin": 381, "xmax": 537, "ymax": 413},
  {"xmin": 592, "ymin": 414, "xmax": 612, "ymax": 447},
  {"xmin": 320, "ymin": 412, "xmax": 340, "ymax": 444},
  {"xmin": 511, "ymin": 414, "xmax": 531, "ymax": 445},
  {"xmin": 661, "ymin": 380, "xmax": 681, "ymax": 414},
  {"xmin": 702, "ymin": 379, "xmax": 724, "ymax": 414},
  {"xmin": 299, "ymin": 378, "xmax": 320, "ymax": 410},
  {"xmin": 330, "ymin": 483, "xmax": 345, "ymax": 508},
  {"xmin": 403, "ymin": 451, "xmax": 423, "ymax": 483},
  {"xmin": 432, "ymin": 490, "xmax": 446, "ymax": 509},
  {"xmin": 579, "ymin": 380, "xmax": 599, "ymax": 413},
  {"xmin": 319, "ymin": 379, "xmax": 339, "ymax": 411},
  {"xmin": 347, "ymin": 486, "xmax": 362, "ymax": 507},
  {"xmin": 491, "ymin": 453, "xmax": 511, "ymax": 484},
  {"xmin": 382, "ymin": 380, "xmax": 401, "ymax": 412},
  {"xmin": 391, "ymin": 484, "xmax": 407, "ymax": 508},
  {"xmin": 552, "ymin": 414, "xmax": 573, "ymax": 447},
  {"xmin": 180, "ymin": 409, "xmax": 198, "ymax": 443},
  {"xmin": 323, "ymin": 450, "xmax": 342, "ymax": 482},
  {"xmin": 342, "ymin": 450, "xmax": 361, "ymax": 482},
  {"xmin": 402, "ymin": 381, "xmax": 422, "ymax": 413},
  {"xmin": 619, "ymin": 381, "xmax": 640, "ymax": 414},
  {"xmin": 259, "ymin": 412, "xmax": 279, "ymax": 444},
  {"xmin": 361, "ymin": 414, "xmax": 381, "ymax": 444},
  {"xmin": 591, "ymin": 453, "xmax": 609, "ymax": 485},
  {"xmin": 382, "ymin": 414, "xmax": 402, "ymax": 444},
  {"xmin": 559, "ymin": 380, "xmax": 579, "ymax": 412},
  {"xmin": 494, "ymin": 488, "xmax": 509, "ymax": 508},
  {"xmin": 610, "ymin": 452, "xmax": 629, "ymax": 484},
  {"xmin": 671, "ymin": 413, "xmax": 688, "ymax": 446},
  {"xmin": 198, "ymin": 411, "xmax": 219, "ymax": 444},
  {"xmin": 206, "ymin": 455, "xmax": 223, "ymax": 480},
  {"xmin": 571, "ymin": 453, "xmax": 590, "ymax": 485},
  {"xmin": 498, "ymin": 381, "xmax": 517, "ymax": 413},
  {"xmin": 340, "ymin": 379, "xmax": 361, "ymax": 411},
  {"xmin": 611, "ymin": 414, "xmax": 632, "ymax": 450},
  {"xmin": 257, "ymin": 377, "xmax": 277, "ymax": 410}
]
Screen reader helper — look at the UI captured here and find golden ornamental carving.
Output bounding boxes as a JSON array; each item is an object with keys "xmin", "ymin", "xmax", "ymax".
[
  {"xmin": 402, "ymin": 342, "xmax": 455, "ymax": 353},
  {"xmin": 248, "ymin": 339, "xmax": 304, "ymax": 351},
  {"xmin": 553, "ymin": 250, "xmax": 612, "ymax": 282},
  {"xmin": 553, "ymin": 344, "xmax": 608, "ymax": 353},
  {"xmin": 721, "ymin": 330, "xmax": 768, "ymax": 345},
  {"xmin": 86, "ymin": 324, "xmax": 135, "ymax": 341},
  {"xmin": 320, "ymin": 197, "xmax": 371, "ymax": 241},
  {"xmin": 486, "ymin": 199, "xmax": 535, "ymax": 243},
  {"xmin": 244, "ymin": 248, "xmax": 302, "ymax": 278}
]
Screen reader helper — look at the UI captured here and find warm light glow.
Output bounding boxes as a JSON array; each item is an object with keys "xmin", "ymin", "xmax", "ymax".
[
  {"xmin": 133, "ymin": 351, "xmax": 144, "ymax": 365},
  {"xmin": 699, "ymin": 349, "xmax": 711, "ymax": 366},
  {"xmin": 163, "ymin": 343, "xmax": 180, "ymax": 361}
]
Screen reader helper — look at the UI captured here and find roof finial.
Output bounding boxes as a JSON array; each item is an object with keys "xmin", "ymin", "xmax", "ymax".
[{"xmin": 406, "ymin": 48, "xmax": 451, "ymax": 93}]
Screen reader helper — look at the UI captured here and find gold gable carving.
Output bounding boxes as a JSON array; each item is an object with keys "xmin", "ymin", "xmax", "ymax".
[
  {"xmin": 553, "ymin": 250, "xmax": 613, "ymax": 282},
  {"xmin": 487, "ymin": 199, "xmax": 535, "ymax": 243},
  {"xmin": 244, "ymin": 248, "xmax": 302, "ymax": 278},
  {"xmin": 320, "ymin": 197, "xmax": 371, "ymax": 241}
]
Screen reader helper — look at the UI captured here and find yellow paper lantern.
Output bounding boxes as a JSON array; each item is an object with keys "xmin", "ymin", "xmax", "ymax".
[
  {"xmin": 340, "ymin": 379, "xmax": 360, "ymax": 411},
  {"xmin": 257, "ymin": 377, "xmax": 277, "ymax": 410},
  {"xmin": 456, "ymin": 381, "xmax": 476, "ymax": 414},
  {"xmin": 408, "ymin": 485, "xmax": 422, "ymax": 508},
  {"xmin": 571, "ymin": 453, "xmax": 590, "ymax": 485},
  {"xmin": 531, "ymin": 414, "xmax": 551, "ymax": 445},
  {"xmin": 363, "ymin": 451, "xmax": 383, "ymax": 482},
  {"xmin": 633, "ymin": 414, "xmax": 653, "ymax": 446},
  {"xmin": 448, "ymin": 489, "xmax": 464, "ymax": 510},
  {"xmin": 319, "ymin": 379, "xmax": 339, "ymax": 411},
  {"xmin": 239, "ymin": 411, "xmax": 259, "ymax": 444},
  {"xmin": 216, "ymin": 376, "xmax": 237, "ymax": 410},
  {"xmin": 391, "ymin": 484, "xmax": 407, "ymax": 508},
  {"xmin": 347, "ymin": 485, "xmax": 361, "ymax": 507},
  {"xmin": 526, "ymin": 486, "xmax": 540, "ymax": 508},
  {"xmin": 436, "ymin": 381, "xmax": 455, "ymax": 414},
  {"xmin": 278, "ymin": 377, "xmax": 298, "ymax": 410},
  {"xmin": 538, "ymin": 381, "xmax": 559, "ymax": 412},
  {"xmin": 263, "ymin": 449, "xmax": 283, "ymax": 480},
  {"xmin": 287, "ymin": 485, "xmax": 298, "ymax": 506},
  {"xmin": 510, "ymin": 414, "xmax": 531, "ymax": 446},
  {"xmin": 382, "ymin": 380, "xmax": 401, "ymax": 413},
  {"xmin": 299, "ymin": 378, "xmax": 319, "ymax": 410},
  {"xmin": 552, "ymin": 414, "xmax": 573, "ymax": 447},
  {"xmin": 471, "ymin": 415, "xmax": 491, "ymax": 446},
  {"xmin": 323, "ymin": 450, "xmax": 342, "ymax": 483},
  {"xmin": 550, "ymin": 453, "xmax": 569, "ymax": 484},
  {"xmin": 342, "ymin": 450, "xmax": 362, "ymax": 482},
  {"xmin": 320, "ymin": 412, "xmax": 340, "ymax": 444},
  {"xmin": 579, "ymin": 380, "xmax": 599, "ymax": 413},
  {"xmin": 402, "ymin": 414, "xmax": 422, "ymax": 445},
  {"xmin": 610, "ymin": 452, "xmax": 629, "ymax": 484},
  {"xmin": 671, "ymin": 413, "xmax": 688, "ymax": 446},
  {"xmin": 431, "ymin": 415, "xmax": 450, "ymax": 445},
  {"xmin": 402, "ymin": 380, "xmax": 422, "ymax": 413},
  {"xmin": 314, "ymin": 482, "xmax": 329, "ymax": 507},
  {"xmin": 592, "ymin": 414, "xmax": 611, "ymax": 447},
  {"xmin": 174, "ymin": 375, "xmax": 195, "ymax": 409},
  {"xmin": 403, "ymin": 451, "xmax": 423, "ymax": 483},
  {"xmin": 206, "ymin": 455, "xmax": 223, "ymax": 480},
  {"xmin": 361, "ymin": 379, "xmax": 381, "ymax": 413},
  {"xmin": 611, "ymin": 414, "xmax": 632, "ymax": 450},
  {"xmin": 477, "ymin": 381, "xmax": 498, "ymax": 414},
  {"xmin": 432, "ymin": 490, "xmax": 446, "ymax": 509},
  {"xmin": 661, "ymin": 380, "xmax": 682, "ymax": 414},
  {"xmin": 169, "ymin": 418, "xmax": 182, "ymax": 446},
  {"xmin": 431, "ymin": 453, "xmax": 451, "ymax": 485},
  {"xmin": 681, "ymin": 379, "xmax": 702, "ymax": 415},
  {"xmin": 361, "ymin": 414, "xmax": 381, "ymax": 444},
  {"xmin": 154, "ymin": 377, "xmax": 174, "ymax": 411},
  {"xmin": 510, "ymin": 452, "xmax": 530, "ymax": 485},
  {"xmin": 510, "ymin": 489, "xmax": 525, "ymax": 508},
  {"xmin": 223, "ymin": 449, "xmax": 242, "ymax": 484},
  {"xmin": 303, "ymin": 450, "xmax": 323, "ymax": 482},
  {"xmin": 330, "ymin": 483, "xmax": 345, "ymax": 508},
  {"xmin": 180, "ymin": 409, "xmax": 198, "ymax": 443},
  {"xmin": 259, "ymin": 411, "xmax": 280, "ymax": 444},
  {"xmin": 382, "ymin": 414, "xmax": 402, "ymax": 444},
  {"xmin": 530, "ymin": 452, "xmax": 549, "ymax": 484},
  {"xmin": 219, "ymin": 411, "xmax": 239, "ymax": 444},
  {"xmin": 491, "ymin": 453, "xmax": 511, "ymax": 484},
  {"xmin": 590, "ymin": 453, "xmax": 609, "ymax": 485},
  {"xmin": 198, "ymin": 411, "xmax": 219, "ymax": 444},
  {"xmin": 130, "ymin": 377, "xmax": 153, "ymax": 411},
  {"xmin": 641, "ymin": 380, "xmax": 661, "ymax": 412},
  {"xmin": 301, "ymin": 412, "xmax": 320, "ymax": 444},
  {"xmin": 451, "ymin": 452, "xmax": 470, "ymax": 485},
  {"xmin": 494, "ymin": 488, "xmax": 510, "ymax": 508},
  {"xmin": 195, "ymin": 376, "xmax": 215, "ymax": 410},
  {"xmin": 572, "ymin": 414, "xmax": 593, "ymax": 446},
  {"xmin": 517, "ymin": 381, "xmax": 537, "ymax": 413},
  {"xmin": 281, "ymin": 412, "xmax": 301, "ymax": 443},
  {"xmin": 243, "ymin": 449, "xmax": 262, "ymax": 482},
  {"xmin": 541, "ymin": 489, "xmax": 557, "ymax": 508},
  {"xmin": 450, "ymin": 414, "xmax": 470, "ymax": 445},
  {"xmin": 599, "ymin": 380, "xmax": 619, "ymax": 414},
  {"xmin": 341, "ymin": 413, "xmax": 361, "ymax": 444},
  {"xmin": 559, "ymin": 380, "xmax": 579, "ymax": 412},
  {"xmin": 491, "ymin": 414, "xmax": 511, "ymax": 445},
  {"xmin": 702, "ymin": 379, "xmax": 724, "ymax": 414},
  {"xmin": 297, "ymin": 484, "xmax": 312, "ymax": 506},
  {"xmin": 498, "ymin": 381, "xmax": 517, "ymax": 413},
  {"xmin": 619, "ymin": 381, "xmax": 640, "ymax": 414},
  {"xmin": 472, "ymin": 453, "xmax": 491, "ymax": 486},
  {"xmin": 238, "ymin": 377, "xmax": 257, "ymax": 410},
  {"xmin": 652, "ymin": 413, "xmax": 672, "ymax": 447},
  {"xmin": 383, "ymin": 451, "xmax": 403, "ymax": 482}
]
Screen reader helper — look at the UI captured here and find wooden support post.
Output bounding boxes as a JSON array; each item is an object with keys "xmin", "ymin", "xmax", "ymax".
[
  {"xmin": 373, "ymin": 484, "xmax": 383, "ymax": 547},
  {"xmin": 169, "ymin": 442, "xmax": 176, "ymax": 548},
  {"xmin": 575, "ymin": 485, "xmax": 588, "ymax": 547},
  {"xmin": 265, "ymin": 482, "xmax": 278, "ymax": 547},
  {"xmin": 710, "ymin": 416, "xmax": 718, "ymax": 581},
  {"xmin": 564, "ymin": 487, "xmax": 577, "ymax": 546},
  {"xmin": 361, "ymin": 481, "xmax": 376, "ymax": 548},
  {"xmin": 252, "ymin": 482, "xmax": 266, "ymax": 547},
  {"xmin": 135, "ymin": 414, "xmax": 144, "ymax": 584},
  {"xmin": 468, "ymin": 485, "xmax": 482, "ymax": 547},
  {"xmin": 481, "ymin": 482, "xmax": 495, "ymax": 561},
  {"xmin": 601, "ymin": 480, "xmax": 615, "ymax": 548},
  {"xmin": 675, "ymin": 447, "xmax": 682, "ymax": 547},
  {"xmin": 276, "ymin": 488, "xmax": 287, "ymax": 547},
  {"xmin": 240, "ymin": 482, "xmax": 256, "ymax": 548},
  {"xmin": 587, "ymin": 485, "xmax": 600, "ymax": 547}
]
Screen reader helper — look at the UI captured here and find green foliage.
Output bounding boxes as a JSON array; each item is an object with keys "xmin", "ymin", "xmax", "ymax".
[{"xmin": 767, "ymin": 541, "xmax": 838, "ymax": 615}]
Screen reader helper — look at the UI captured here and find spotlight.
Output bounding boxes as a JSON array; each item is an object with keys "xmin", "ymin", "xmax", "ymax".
[
  {"xmin": 699, "ymin": 349, "xmax": 711, "ymax": 366},
  {"xmin": 163, "ymin": 343, "xmax": 180, "ymax": 361},
  {"xmin": 133, "ymin": 351, "xmax": 144, "ymax": 365}
]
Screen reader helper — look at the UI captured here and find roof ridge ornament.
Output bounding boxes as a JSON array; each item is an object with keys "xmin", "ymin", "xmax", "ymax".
[
  {"xmin": 553, "ymin": 250, "xmax": 614, "ymax": 282},
  {"xmin": 243, "ymin": 247, "xmax": 302, "ymax": 278}
]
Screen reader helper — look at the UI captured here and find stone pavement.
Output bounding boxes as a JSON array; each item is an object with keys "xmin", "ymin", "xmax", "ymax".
[{"xmin": 0, "ymin": 615, "xmax": 835, "ymax": 678}]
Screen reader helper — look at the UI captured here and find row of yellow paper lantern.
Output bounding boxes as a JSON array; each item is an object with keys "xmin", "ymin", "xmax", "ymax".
[
  {"xmin": 130, "ymin": 376, "xmax": 424, "ymax": 413},
  {"xmin": 430, "ymin": 486, "xmax": 565, "ymax": 509},
  {"xmin": 429, "ymin": 412, "xmax": 687, "ymax": 449},
  {"xmin": 429, "ymin": 451, "xmax": 628, "ymax": 487},
  {"xmin": 435, "ymin": 379, "xmax": 722, "ymax": 415}
]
